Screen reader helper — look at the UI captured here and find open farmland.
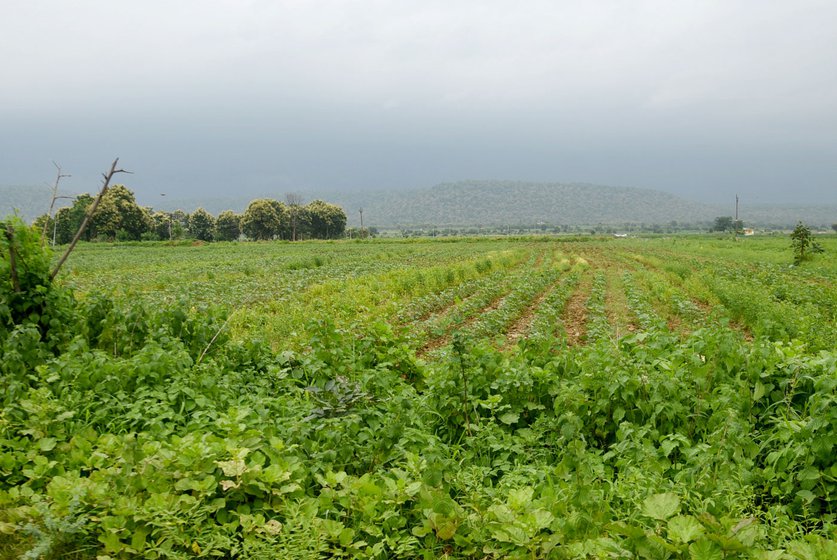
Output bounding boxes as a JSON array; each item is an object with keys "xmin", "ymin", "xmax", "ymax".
[
  {"xmin": 2, "ymin": 233, "xmax": 837, "ymax": 558},
  {"xmin": 62, "ymin": 236, "xmax": 837, "ymax": 355}
]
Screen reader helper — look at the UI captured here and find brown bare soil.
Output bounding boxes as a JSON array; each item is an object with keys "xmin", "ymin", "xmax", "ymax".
[
  {"xmin": 532, "ymin": 249, "xmax": 546, "ymax": 268},
  {"xmin": 604, "ymin": 270, "xmax": 638, "ymax": 339},
  {"xmin": 502, "ymin": 281, "xmax": 559, "ymax": 351},
  {"xmin": 733, "ymin": 321, "xmax": 755, "ymax": 342},
  {"xmin": 417, "ymin": 290, "xmax": 509, "ymax": 358},
  {"xmin": 682, "ymin": 294, "xmax": 755, "ymax": 341},
  {"xmin": 407, "ymin": 296, "xmax": 461, "ymax": 325},
  {"xmin": 418, "ymin": 333, "xmax": 450, "ymax": 357},
  {"xmin": 691, "ymin": 297, "xmax": 713, "ymax": 315},
  {"xmin": 563, "ymin": 273, "xmax": 593, "ymax": 346}
]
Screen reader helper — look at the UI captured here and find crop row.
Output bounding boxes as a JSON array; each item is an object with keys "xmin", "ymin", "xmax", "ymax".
[
  {"xmin": 395, "ymin": 251, "xmax": 530, "ymax": 324},
  {"xmin": 584, "ymin": 271, "xmax": 610, "ymax": 344},
  {"xmin": 4, "ymin": 229, "xmax": 837, "ymax": 558},
  {"xmin": 620, "ymin": 272, "xmax": 664, "ymax": 331},
  {"xmin": 525, "ymin": 268, "xmax": 583, "ymax": 346},
  {"xmin": 453, "ymin": 260, "xmax": 570, "ymax": 345},
  {"xmin": 410, "ymin": 249, "xmax": 555, "ymax": 352}
]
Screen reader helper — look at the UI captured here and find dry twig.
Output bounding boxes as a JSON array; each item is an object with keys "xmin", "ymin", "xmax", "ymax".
[
  {"xmin": 41, "ymin": 161, "xmax": 71, "ymax": 246},
  {"xmin": 50, "ymin": 158, "xmax": 132, "ymax": 281}
]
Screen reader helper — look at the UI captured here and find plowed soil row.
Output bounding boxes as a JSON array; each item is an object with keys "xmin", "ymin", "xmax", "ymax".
[
  {"xmin": 563, "ymin": 272, "xmax": 593, "ymax": 346},
  {"xmin": 604, "ymin": 270, "xmax": 639, "ymax": 340},
  {"xmin": 417, "ymin": 290, "xmax": 510, "ymax": 357},
  {"xmin": 502, "ymin": 278, "xmax": 562, "ymax": 351}
]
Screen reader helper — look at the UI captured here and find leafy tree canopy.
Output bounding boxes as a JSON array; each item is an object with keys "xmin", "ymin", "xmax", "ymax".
[
  {"xmin": 242, "ymin": 199, "xmax": 283, "ymax": 240},
  {"xmin": 189, "ymin": 208, "xmax": 215, "ymax": 242},
  {"xmin": 791, "ymin": 221, "xmax": 824, "ymax": 264},
  {"xmin": 214, "ymin": 210, "xmax": 241, "ymax": 241}
]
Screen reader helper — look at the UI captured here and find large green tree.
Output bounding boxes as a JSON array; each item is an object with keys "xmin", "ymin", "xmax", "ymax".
[
  {"xmin": 711, "ymin": 216, "xmax": 743, "ymax": 233},
  {"xmin": 150, "ymin": 212, "xmax": 172, "ymax": 240},
  {"xmin": 791, "ymin": 221, "xmax": 824, "ymax": 264},
  {"xmin": 285, "ymin": 193, "xmax": 306, "ymax": 241},
  {"xmin": 52, "ymin": 194, "xmax": 95, "ymax": 244},
  {"xmin": 89, "ymin": 185, "xmax": 152, "ymax": 241},
  {"xmin": 214, "ymin": 210, "xmax": 241, "ymax": 241},
  {"xmin": 264, "ymin": 200, "xmax": 291, "ymax": 240},
  {"xmin": 306, "ymin": 200, "xmax": 347, "ymax": 239},
  {"xmin": 189, "ymin": 208, "xmax": 215, "ymax": 241},
  {"xmin": 242, "ymin": 199, "xmax": 283, "ymax": 240}
]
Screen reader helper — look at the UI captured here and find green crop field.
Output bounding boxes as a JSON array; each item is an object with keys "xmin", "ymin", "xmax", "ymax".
[{"xmin": 2, "ymin": 228, "xmax": 836, "ymax": 559}]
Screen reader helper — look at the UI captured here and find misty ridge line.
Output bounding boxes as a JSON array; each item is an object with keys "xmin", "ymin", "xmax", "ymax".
[{"xmin": 3, "ymin": 180, "xmax": 834, "ymax": 230}]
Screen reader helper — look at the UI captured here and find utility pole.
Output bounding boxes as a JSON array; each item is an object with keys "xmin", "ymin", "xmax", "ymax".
[
  {"xmin": 161, "ymin": 194, "xmax": 172, "ymax": 240},
  {"xmin": 285, "ymin": 193, "xmax": 303, "ymax": 241},
  {"xmin": 734, "ymin": 194, "xmax": 741, "ymax": 240},
  {"xmin": 359, "ymin": 208, "xmax": 364, "ymax": 238}
]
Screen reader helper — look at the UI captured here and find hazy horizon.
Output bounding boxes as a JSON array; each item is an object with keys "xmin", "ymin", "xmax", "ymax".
[{"xmin": 3, "ymin": 1, "xmax": 836, "ymax": 205}]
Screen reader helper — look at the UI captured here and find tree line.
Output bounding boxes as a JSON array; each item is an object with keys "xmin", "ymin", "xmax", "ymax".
[{"xmin": 34, "ymin": 186, "xmax": 347, "ymax": 244}]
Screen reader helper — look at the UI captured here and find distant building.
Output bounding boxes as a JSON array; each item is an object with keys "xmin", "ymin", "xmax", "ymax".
[
  {"xmin": 743, "ymin": 228, "xmax": 755, "ymax": 236},
  {"xmin": 613, "ymin": 233, "xmax": 628, "ymax": 238}
]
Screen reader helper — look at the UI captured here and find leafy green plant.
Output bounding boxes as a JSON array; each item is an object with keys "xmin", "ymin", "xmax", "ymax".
[
  {"xmin": 791, "ymin": 221, "xmax": 824, "ymax": 265},
  {"xmin": 2, "ymin": 234, "xmax": 836, "ymax": 558}
]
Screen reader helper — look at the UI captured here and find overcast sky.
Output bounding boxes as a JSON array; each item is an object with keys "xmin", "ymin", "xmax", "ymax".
[{"xmin": 2, "ymin": 0, "xmax": 836, "ymax": 205}]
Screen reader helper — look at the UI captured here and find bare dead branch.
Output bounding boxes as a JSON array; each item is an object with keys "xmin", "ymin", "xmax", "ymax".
[
  {"xmin": 50, "ymin": 158, "xmax": 130, "ymax": 281},
  {"xmin": 196, "ymin": 311, "xmax": 237, "ymax": 365},
  {"xmin": 41, "ymin": 161, "xmax": 71, "ymax": 245},
  {"xmin": 285, "ymin": 193, "xmax": 304, "ymax": 241}
]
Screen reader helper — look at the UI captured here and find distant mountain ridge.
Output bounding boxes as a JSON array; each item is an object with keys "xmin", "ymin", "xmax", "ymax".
[
  {"xmin": 0, "ymin": 185, "xmax": 68, "ymax": 222},
  {"xmin": 3, "ymin": 181, "xmax": 835, "ymax": 228},
  {"xmin": 307, "ymin": 181, "xmax": 837, "ymax": 228},
  {"xmin": 321, "ymin": 181, "xmax": 719, "ymax": 227}
]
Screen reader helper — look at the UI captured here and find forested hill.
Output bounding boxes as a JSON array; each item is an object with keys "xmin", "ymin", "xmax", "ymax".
[
  {"xmin": 279, "ymin": 181, "xmax": 837, "ymax": 228},
  {"xmin": 323, "ymin": 181, "xmax": 720, "ymax": 227},
  {"xmin": 4, "ymin": 180, "xmax": 835, "ymax": 228},
  {"xmin": 0, "ymin": 185, "xmax": 70, "ymax": 222}
]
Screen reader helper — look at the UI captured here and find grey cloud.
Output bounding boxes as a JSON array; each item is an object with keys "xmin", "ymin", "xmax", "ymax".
[{"xmin": 1, "ymin": 1, "xmax": 835, "ymax": 204}]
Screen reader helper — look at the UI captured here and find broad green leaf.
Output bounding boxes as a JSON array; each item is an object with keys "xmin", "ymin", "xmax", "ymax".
[
  {"xmin": 487, "ymin": 504, "xmax": 515, "ymax": 524},
  {"xmin": 38, "ymin": 437, "xmax": 57, "ymax": 452},
  {"xmin": 660, "ymin": 439, "xmax": 678, "ymax": 457},
  {"xmin": 130, "ymin": 527, "xmax": 149, "ymax": 552},
  {"xmin": 797, "ymin": 467, "xmax": 820, "ymax": 481},
  {"xmin": 508, "ymin": 486, "xmax": 534, "ymax": 510},
  {"xmin": 434, "ymin": 518, "xmax": 458, "ymax": 540},
  {"xmin": 689, "ymin": 539, "xmax": 723, "ymax": 560},
  {"xmin": 99, "ymin": 530, "xmax": 125, "ymax": 553},
  {"xmin": 530, "ymin": 509, "xmax": 554, "ymax": 530},
  {"xmin": 174, "ymin": 478, "xmax": 195, "ymax": 491},
  {"xmin": 405, "ymin": 481, "xmax": 422, "ymax": 496},
  {"xmin": 319, "ymin": 518, "xmax": 344, "ymax": 538},
  {"xmin": 216, "ymin": 459, "xmax": 247, "ymax": 477},
  {"xmin": 642, "ymin": 493, "xmax": 680, "ymax": 521},
  {"xmin": 411, "ymin": 524, "xmax": 431, "ymax": 537},
  {"xmin": 752, "ymin": 551, "xmax": 785, "ymax": 560},
  {"xmin": 499, "ymin": 412, "xmax": 520, "ymax": 425},
  {"xmin": 261, "ymin": 464, "xmax": 292, "ymax": 484},
  {"xmin": 796, "ymin": 489, "xmax": 816, "ymax": 502},
  {"xmin": 338, "ymin": 527, "xmax": 354, "ymax": 547},
  {"xmin": 667, "ymin": 515, "xmax": 704, "ymax": 544}
]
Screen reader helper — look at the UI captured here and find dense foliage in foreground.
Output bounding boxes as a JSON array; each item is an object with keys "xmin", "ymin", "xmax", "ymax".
[{"xmin": 2, "ymin": 223, "xmax": 836, "ymax": 558}]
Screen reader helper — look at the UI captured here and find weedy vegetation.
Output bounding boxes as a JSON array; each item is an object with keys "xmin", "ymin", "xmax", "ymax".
[{"xmin": 2, "ymin": 219, "xmax": 836, "ymax": 559}]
